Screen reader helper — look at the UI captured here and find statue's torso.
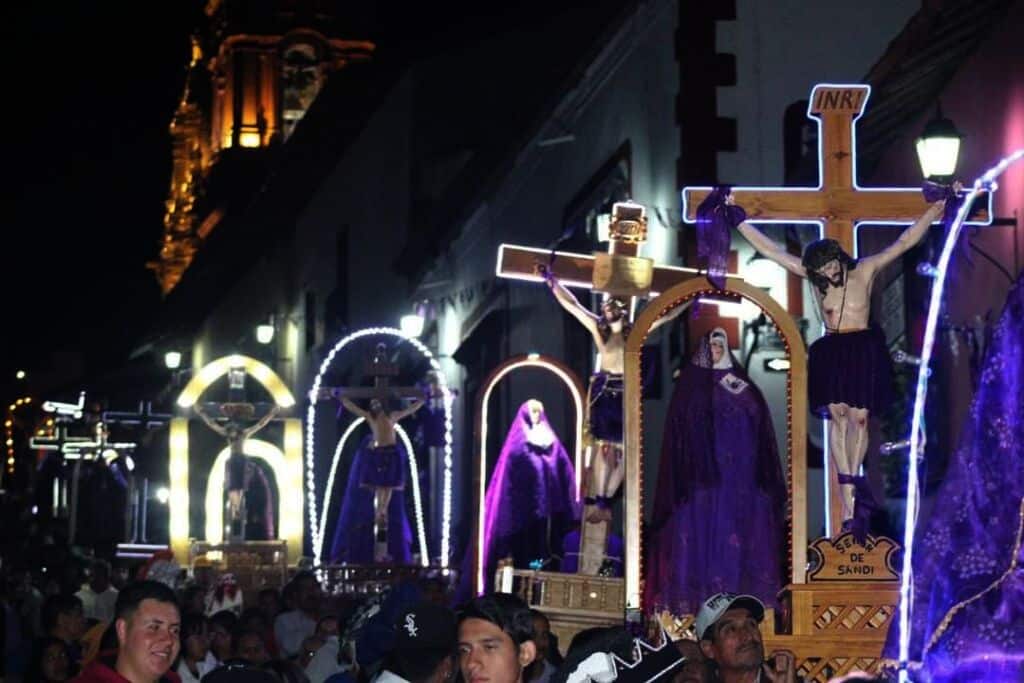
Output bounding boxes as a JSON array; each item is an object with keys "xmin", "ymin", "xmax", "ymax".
[
  {"xmin": 367, "ymin": 413, "xmax": 398, "ymax": 447},
  {"xmin": 595, "ymin": 330, "xmax": 625, "ymax": 374},
  {"xmin": 814, "ymin": 266, "xmax": 874, "ymax": 332}
]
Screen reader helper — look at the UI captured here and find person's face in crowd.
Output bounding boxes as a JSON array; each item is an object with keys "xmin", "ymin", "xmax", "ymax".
[
  {"xmin": 184, "ymin": 589, "xmax": 206, "ymax": 615},
  {"xmin": 710, "ymin": 339, "xmax": 725, "ymax": 365},
  {"xmin": 530, "ymin": 616, "xmax": 549, "ymax": 662},
  {"xmin": 316, "ymin": 617, "xmax": 340, "ymax": 639},
  {"xmin": 299, "ymin": 635, "xmax": 325, "ymax": 669},
  {"xmin": 209, "ymin": 622, "xmax": 233, "ymax": 660},
  {"xmin": 184, "ymin": 623, "xmax": 210, "ymax": 661},
  {"xmin": 699, "ymin": 608, "xmax": 763, "ymax": 674},
  {"xmin": 236, "ymin": 632, "xmax": 270, "ymax": 665},
  {"xmin": 115, "ymin": 599, "xmax": 181, "ymax": 681},
  {"xmin": 58, "ymin": 604, "xmax": 86, "ymax": 641},
  {"xmin": 259, "ymin": 591, "xmax": 281, "ymax": 618},
  {"xmin": 90, "ymin": 564, "xmax": 111, "ymax": 593},
  {"xmin": 297, "ymin": 577, "xmax": 322, "ymax": 614},
  {"xmin": 458, "ymin": 618, "xmax": 536, "ymax": 683},
  {"xmin": 673, "ymin": 639, "xmax": 711, "ymax": 683},
  {"xmin": 41, "ymin": 641, "xmax": 70, "ymax": 681}
]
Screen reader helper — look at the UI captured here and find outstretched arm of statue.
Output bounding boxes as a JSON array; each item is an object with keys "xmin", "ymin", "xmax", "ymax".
[
  {"xmin": 860, "ymin": 195, "xmax": 949, "ymax": 274},
  {"xmin": 243, "ymin": 405, "xmax": 280, "ymax": 437},
  {"xmin": 735, "ymin": 221, "xmax": 806, "ymax": 277},
  {"xmin": 193, "ymin": 405, "xmax": 228, "ymax": 436},
  {"xmin": 341, "ymin": 397, "xmax": 370, "ymax": 419},
  {"xmin": 391, "ymin": 399, "xmax": 425, "ymax": 421},
  {"xmin": 534, "ymin": 263, "xmax": 600, "ymax": 335},
  {"xmin": 649, "ymin": 300, "xmax": 688, "ymax": 332}
]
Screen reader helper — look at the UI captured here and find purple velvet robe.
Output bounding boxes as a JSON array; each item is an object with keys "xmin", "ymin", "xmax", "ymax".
[
  {"xmin": 480, "ymin": 402, "xmax": 580, "ymax": 580},
  {"xmin": 644, "ymin": 332, "xmax": 786, "ymax": 615},
  {"xmin": 329, "ymin": 435, "xmax": 412, "ymax": 564},
  {"xmin": 883, "ymin": 273, "xmax": 1023, "ymax": 681}
]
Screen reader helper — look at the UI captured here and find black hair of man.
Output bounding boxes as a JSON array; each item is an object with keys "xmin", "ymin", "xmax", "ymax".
[
  {"xmin": 458, "ymin": 593, "xmax": 535, "ymax": 645},
  {"xmin": 179, "ymin": 612, "xmax": 209, "ymax": 648},
  {"xmin": 114, "ymin": 580, "xmax": 179, "ymax": 621},
  {"xmin": 42, "ymin": 593, "xmax": 83, "ymax": 632},
  {"xmin": 209, "ymin": 609, "xmax": 240, "ymax": 633},
  {"xmin": 385, "ymin": 647, "xmax": 456, "ymax": 683}
]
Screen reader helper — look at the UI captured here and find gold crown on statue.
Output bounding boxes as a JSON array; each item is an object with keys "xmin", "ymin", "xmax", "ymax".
[{"xmin": 610, "ymin": 201, "xmax": 648, "ymax": 244}]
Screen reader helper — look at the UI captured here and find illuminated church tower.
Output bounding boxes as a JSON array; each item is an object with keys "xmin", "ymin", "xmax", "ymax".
[{"xmin": 149, "ymin": 0, "xmax": 374, "ymax": 294}]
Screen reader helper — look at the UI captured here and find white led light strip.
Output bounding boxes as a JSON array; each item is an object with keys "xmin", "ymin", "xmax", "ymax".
[
  {"xmin": 897, "ymin": 148, "xmax": 1022, "ymax": 681},
  {"xmin": 306, "ymin": 327, "xmax": 454, "ymax": 567}
]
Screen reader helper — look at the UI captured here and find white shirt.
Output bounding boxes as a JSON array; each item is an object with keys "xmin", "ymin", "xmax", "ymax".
[
  {"xmin": 176, "ymin": 656, "xmax": 216, "ymax": 683},
  {"xmin": 374, "ymin": 670, "xmax": 411, "ymax": 683},
  {"xmin": 75, "ymin": 584, "xmax": 119, "ymax": 623},
  {"xmin": 274, "ymin": 609, "xmax": 318, "ymax": 657},
  {"xmin": 306, "ymin": 635, "xmax": 344, "ymax": 683}
]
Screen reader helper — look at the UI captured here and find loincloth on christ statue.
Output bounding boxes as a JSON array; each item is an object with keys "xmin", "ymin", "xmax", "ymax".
[
  {"xmin": 329, "ymin": 436, "xmax": 412, "ymax": 564},
  {"xmin": 588, "ymin": 372, "xmax": 624, "ymax": 443},
  {"xmin": 358, "ymin": 443, "xmax": 405, "ymax": 490},
  {"xmin": 808, "ymin": 326, "xmax": 893, "ymax": 417}
]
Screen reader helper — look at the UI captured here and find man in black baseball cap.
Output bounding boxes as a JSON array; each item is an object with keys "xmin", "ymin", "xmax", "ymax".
[
  {"xmin": 377, "ymin": 603, "xmax": 459, "ymax": 683},
  {"xmin": 695, "ymin": 593, "xmax": 794, "ymax": 683}
]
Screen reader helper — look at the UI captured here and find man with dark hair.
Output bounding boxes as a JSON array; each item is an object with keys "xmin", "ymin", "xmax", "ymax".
[
  {"xmin": 526, "ymin": 610, "xmax": 555, "ymax": 683},
  {"xmin": 77, "ymin": 560, "xmax": 119, "ymax": 624},
  {"xmin": 74, "ymin": 580, "xmax": 181, "ymax": 682},
  {"xmin": 695, "ymin": 593, "xmax": 793, "ymax": 683},
  {"xmin": 458, "ymin": 593, "xmax": 536, "ymax": 683},
  {"xmin": 273, "ymin": 571, "xmax": 321, "ymax": 657},
  {"xmin": 42, "ymin": 593, "xmax": 86, "ymax": 673}
]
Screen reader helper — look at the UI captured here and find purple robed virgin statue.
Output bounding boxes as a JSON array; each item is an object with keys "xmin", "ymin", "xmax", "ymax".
[
  {"xmin": 882, "ymin": 273, "xmax": 1024, "ymax": 682},
  {"xmin": 481, "ymin": 400, "xmax": 579, "ymax": 579},
  {"xmin": 644, "ymin": 328, "xmax": 786, "ymax": 616},
  {"xmin": 329, "ymin": 434, "xmax": 412, "ymax": 564}
]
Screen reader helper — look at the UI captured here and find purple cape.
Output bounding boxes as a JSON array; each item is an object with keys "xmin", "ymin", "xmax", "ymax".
[
  {"xmin": 479, "ymin": 402, "xmax": 579, "ymax": 585},
  {"xmin": 644, "ymin": 332, "xmax": 786, "ymax": 615},
  {"xmin": 883, "ymin": 273, "xmax": 1024, "ymax": 681},
  {"xmin": 329, "ymin": 435, "xmax": 412, "ymax": 564}
]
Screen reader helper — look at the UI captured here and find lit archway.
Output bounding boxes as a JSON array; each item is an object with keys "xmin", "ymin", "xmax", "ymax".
[
  {"xmin": 307, "ymin": 327, "xmax": 454, "ymax": 566},
  {"xmin": 472, "ymin": 354, "xmax": 586, "ymax": 595},
  {"xmin": 170, "ymin": 355, "xmax": 302, "ymax": 564},
  {"xmin": 316, "ymin": 420, "xmax": 428, "ymax": 566},
  {"xmin": 624, "ymin": 276, "xmax": 808, "ymax": 612}
]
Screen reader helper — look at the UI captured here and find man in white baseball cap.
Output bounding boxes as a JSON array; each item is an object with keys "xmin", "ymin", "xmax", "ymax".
[{"xmin": 695, "ymin": 593, "xmax": 795, "ymax": 683}]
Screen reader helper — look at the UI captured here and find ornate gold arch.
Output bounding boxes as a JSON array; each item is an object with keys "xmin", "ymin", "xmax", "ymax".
[{"xmin": 623, "ymin": 276, "xmax": 808, "ymax": 611}]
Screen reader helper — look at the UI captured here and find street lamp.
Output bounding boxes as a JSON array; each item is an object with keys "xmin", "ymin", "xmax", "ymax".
[
  {"xmin": 256, "ymin": 318, "xmax": 275, "ymax": 345},
  {"xmin": 164, "ymin": 351, "xmax": 182, "ymax": 370},
  {"xmin": 916, "ymin": 104, "xmax": 963, "ymax": 181}
]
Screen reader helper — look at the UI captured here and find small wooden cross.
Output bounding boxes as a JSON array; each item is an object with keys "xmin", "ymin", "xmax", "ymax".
[
  {"xmin": 497, "ymin": 201, "xmax": 702, "ymax": 298},
  {"xmin": 316, "ymin": 342, "xmax": 424, "ymax": 404},
  {"xmin": 683, "ymin": 84, "xmax": 991, "ymax": 255}
]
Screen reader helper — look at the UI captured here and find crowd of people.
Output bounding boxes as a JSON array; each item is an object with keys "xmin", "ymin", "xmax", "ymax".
[{"xmin": 2, "ymin": 539, "xmax": 889, "ymax": 683}]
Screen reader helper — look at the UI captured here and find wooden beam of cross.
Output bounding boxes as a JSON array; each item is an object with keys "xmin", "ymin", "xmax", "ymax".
[
  {"xmin": 496, "ymin": 202, "xmax": 703, "ymax": 299},
  {"xmin": 316, "ymin": 343, "xmax": 424, "ymax": 403},
  {"xmin": 683, "ymin": 84, "xmax": 992, "ymax": 255}
]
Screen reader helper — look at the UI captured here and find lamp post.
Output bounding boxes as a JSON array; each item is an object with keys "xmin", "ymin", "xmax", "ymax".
[{"xmin": 916, "ymin": 104, "xmax": 963, "ymax": 181}]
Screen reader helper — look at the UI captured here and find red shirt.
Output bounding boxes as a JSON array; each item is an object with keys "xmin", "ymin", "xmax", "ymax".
[{"xmin": 73, "ymin": 659, "xmax": 182, "ymax": 683}]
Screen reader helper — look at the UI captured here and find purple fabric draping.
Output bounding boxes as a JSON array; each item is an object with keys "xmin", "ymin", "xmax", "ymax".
[
  {"xmin": 922, "ymin": 180, "xmax": 966, "ymax": 229},
  {"xmin": 695, "ymin": 186, "xmax": 746, "ymax": 289},
  {"xmin": 244, "ymin": 461, "xmax": 276, "ymax": 541},
  {"xmin": 329, "ymin": 435, "xmax": 412, "ymax": 564},
  {"xmin": 644, "ymin": 332, "xmax": 786, "ymax": 616},
  {"xmin": 883, "ymin": 273, "xmax": 1024, "ymax": 682},
  {"xmin": 480, "ymin": 402, "xmax": 579, "ymax": 581}
]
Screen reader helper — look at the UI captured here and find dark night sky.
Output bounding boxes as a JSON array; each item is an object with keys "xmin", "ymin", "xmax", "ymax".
[{"xmin": 1, "ymin": 1, "xmax": 612, "ymax": 400}]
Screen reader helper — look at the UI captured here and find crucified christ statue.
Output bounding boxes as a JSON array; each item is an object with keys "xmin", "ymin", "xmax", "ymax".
[
  {"xmin": 720, "ymin": 186, "xmax": 952, "ymax": 534},
  {"xmin": 193, "ymin": 402, "xmax": 280, "ymax": 538},
  {"xmin": 340, "ymin": 396, "xmax": 424, "ymax": 552},
  {"xmin": 536, "ymin": 264, "xmax": 683, "ymax": 525}
]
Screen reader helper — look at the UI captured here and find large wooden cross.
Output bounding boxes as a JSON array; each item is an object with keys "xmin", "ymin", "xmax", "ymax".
[
  {"xmin": 684, "ymin": 83, "xmax": 991, "ymax": 535},
  {"xmin": 683, "ymin": 84, "xmax": 991, "ymax": 255}
]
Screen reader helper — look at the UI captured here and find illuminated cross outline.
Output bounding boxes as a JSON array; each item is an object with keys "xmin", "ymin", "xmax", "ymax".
[{"xmin": 682, "ymin": 84, "xmax": 992, "ymax": 257}]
